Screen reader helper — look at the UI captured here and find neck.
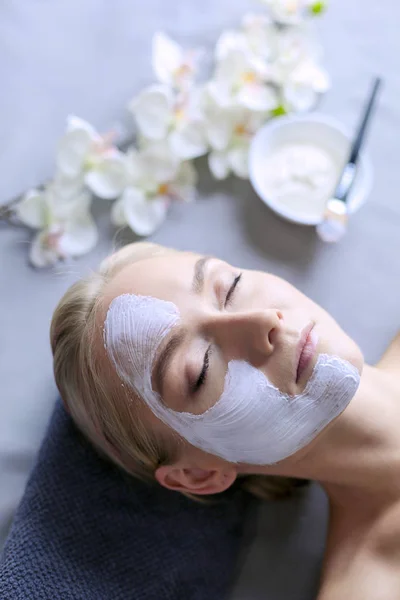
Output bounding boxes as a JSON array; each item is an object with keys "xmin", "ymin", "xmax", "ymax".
[{"xmin": 241, "ymin": 365, "xmax": 400, "ymax": 501}]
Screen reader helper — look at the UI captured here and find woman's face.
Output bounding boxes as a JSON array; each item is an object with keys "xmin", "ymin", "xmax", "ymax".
[{"xmin": 104, "ymin": 251, "xmax": 363, "ymax": 424}]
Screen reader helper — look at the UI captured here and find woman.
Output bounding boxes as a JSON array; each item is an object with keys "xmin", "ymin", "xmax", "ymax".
[{"xmin": 51, "ymin": 242, "xmax": 400, "ymax": 599}]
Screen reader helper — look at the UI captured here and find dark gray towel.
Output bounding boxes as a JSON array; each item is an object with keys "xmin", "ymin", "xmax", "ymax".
[{"xmin": 0, "ymin": 401, "xmax": 254, "ymax": 599}]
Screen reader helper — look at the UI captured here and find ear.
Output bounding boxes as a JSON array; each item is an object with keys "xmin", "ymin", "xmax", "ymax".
[{"xmin": 155, "ymin": 465, "xmax": 237, "ymax": 495}]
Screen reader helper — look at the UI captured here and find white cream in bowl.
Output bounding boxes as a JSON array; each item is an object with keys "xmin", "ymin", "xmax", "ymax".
[{"xmin": 249, "ymin": 114, "xmax": 373, "ymax": 226}]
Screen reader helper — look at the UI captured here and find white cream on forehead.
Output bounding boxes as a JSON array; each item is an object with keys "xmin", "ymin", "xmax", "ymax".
[{"xmin": 104, "ymin": 293, "xmax": 360, "ymax": 465}]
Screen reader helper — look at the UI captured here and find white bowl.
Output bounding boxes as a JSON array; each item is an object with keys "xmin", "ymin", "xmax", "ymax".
[{"xmin": 248, "ymin": 113, "xmax": 373, "ymax": 226}]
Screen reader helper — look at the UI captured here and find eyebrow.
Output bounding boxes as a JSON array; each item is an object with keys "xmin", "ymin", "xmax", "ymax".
[
  {"xmin": 154, "ymin": 256, "xmax": 213, "ymax": 398},
  {"xmin": 192, "ymin": 255, "xmax": 212, "ymax": 295}
]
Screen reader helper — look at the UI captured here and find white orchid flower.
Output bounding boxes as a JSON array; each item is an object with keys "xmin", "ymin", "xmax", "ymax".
[
  {"xmin": 129, "ymin": 84, "xmax": 208, "ymax": 160},
  {"xmin": 152, "ymin": 32, "xmax": 203, "ymax": 92},
  {"xmin": 241, "ymin": 13, "xmax": 279, "ymax": 61},
  {"xmin": 207, "ymin": 41, "xmax": 278, "ymax": 112},
  {"xmin": 57, "ymin": 116, "xmax": 127, "ymax": 199},
  {"xmin": 270, "ymin": 26, "xmax": 329, "ymax": 111},
  {"xmin": 272, "ymin": 25, "xmax": 322, "ymax": 80},
  {"xmin": 215, "ymin": 29, "xmax": 250, "ymax": 61},
  {"xmin": 283, "ymin": 59, "xmax": 330, "ymax": 111},
  {"xmin": 111, "ymin": 146, "xmax": 197, "ymax": 236},
  {"xmin": 204, "ymin": 98, "xmax": 267, "ymax": 180},
  {"xmin": 260, "ymin": 0, "xmax": 326, "ymax": 24},
  {"xmin": 16, "ymin": 181, "xmax": 97, "ymax": 268}
]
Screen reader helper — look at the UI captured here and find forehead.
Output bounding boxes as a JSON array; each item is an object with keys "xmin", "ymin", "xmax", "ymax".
[{"xmin": 102, "ymin": 251, "xmax": 203, "ymax": 310}]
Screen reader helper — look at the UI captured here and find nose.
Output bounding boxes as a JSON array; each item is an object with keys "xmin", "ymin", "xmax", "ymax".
[{"xmin": 203, "ymin": 308, "xmax": 283, "ymax": 365}]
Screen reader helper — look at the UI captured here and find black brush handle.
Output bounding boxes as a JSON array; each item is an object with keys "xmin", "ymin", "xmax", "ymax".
[
  {"xmin": 348, "ymin": 76, "xmax": 382, "ymax": 165},
  {"xmin": 335, "ymin": 76, "xmax": 382, "ymax": 203}
]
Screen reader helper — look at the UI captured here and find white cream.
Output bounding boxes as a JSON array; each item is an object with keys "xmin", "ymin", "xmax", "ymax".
[
  {"xmin": 104, "ymin": 294, "xmax": 360, "ymax": 465},
  {"xmin": 263, "ymin": 143, "xmax": 339, "ymax": 220}
]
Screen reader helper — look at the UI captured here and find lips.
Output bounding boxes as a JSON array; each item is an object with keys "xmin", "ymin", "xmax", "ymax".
[{"xmin": 296, "ymin": 323, "xmax": 317, "ymax": 383}]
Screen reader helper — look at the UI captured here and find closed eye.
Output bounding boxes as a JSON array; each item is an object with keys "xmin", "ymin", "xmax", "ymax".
[
  {"xmin": 194, "ymin": 346, "xmax": 211, "ymax": 391},
  {"xmin": 225, "ymin": 272, "xmax": 242, "ymax": 307},
  {"xmin": 194, "ymin": 272, "xmax": 242, "ymax": 392}
]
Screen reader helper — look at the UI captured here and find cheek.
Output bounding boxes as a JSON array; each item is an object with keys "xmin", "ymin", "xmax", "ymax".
[
  {"xmin": 262, "ymin": 275, "xmax": 307, "ymax": 310},
  {"xmin": 182, "ymin": 442, "xmax": 228, "ymax": 469},
  {"xmin": 313, "ymin": 306, "xmax": 364, "ymax": 371},
  {"xmin": 239, "ymin": 271, "xmax": 292, "ymax": 311},
  {"xmin": 266, "ymin": 278, "xmax": 363, "ymax": 370},
  {"xmin": 327, "ymin": 327, "xmax": 364, "ymax": 371}
]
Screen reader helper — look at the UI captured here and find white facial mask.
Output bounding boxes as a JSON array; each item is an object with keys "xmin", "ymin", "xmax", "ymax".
[{"xmin": 104, "ymin": 294, "xmax": 360, "ymax": 465}]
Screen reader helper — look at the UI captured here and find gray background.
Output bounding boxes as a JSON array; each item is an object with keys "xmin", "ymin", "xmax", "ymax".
[{"xmin": 0, "ymin": 1, "xmax": 399, "ymax": 598}]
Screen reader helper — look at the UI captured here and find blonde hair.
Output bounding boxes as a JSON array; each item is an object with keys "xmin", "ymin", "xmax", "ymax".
[{"xmin": 51, "ymin": 242, "xmax": 308, "ymax": 500}]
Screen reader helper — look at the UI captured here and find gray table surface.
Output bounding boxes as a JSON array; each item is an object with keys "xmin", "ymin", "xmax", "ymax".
[{"xmin": 1, "ymin": 1, "xmax": 399, "ymax": 598}]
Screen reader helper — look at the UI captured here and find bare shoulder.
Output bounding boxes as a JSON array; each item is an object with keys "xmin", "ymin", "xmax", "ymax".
[
  {"xmin": 376, "ymin": 332, "xmax": 400, "ymax": 377},
  {"xmin": 317, "ymin": 499, "xmax": 400, "ymax": 599}
]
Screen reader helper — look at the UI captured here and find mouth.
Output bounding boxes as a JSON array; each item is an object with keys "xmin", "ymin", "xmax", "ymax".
[{"xmin": 296, "ymin": 322, "xmax": 318, "ymax": 384}]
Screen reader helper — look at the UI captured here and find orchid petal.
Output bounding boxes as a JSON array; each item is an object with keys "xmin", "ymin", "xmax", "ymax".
[
  {"xmin": 246, "ymin": 52, "xmax": 273, "ymax": 79},
  {"xmin": 173, "ymin": 185, "xmax": 196, "ymax": 203},
  {"xmin": 205, "ymin": 111, "xmax": 234, "ymax": 151},
  {"xmin": 169, "ymin": 121, "xmax": 208, "ymax": 160},
  {"xmin": 210, "ymin": 48, "xmax": 273, "ymax": 109},
  {"xmin": 16, "ymin": 190, "xmax": 46, "ymax": 229},
  {"xmin": 66, "ymin": 115, "xmax": 98, "ymax": 137},
  {"xmin": 276, "ymin": 26, "xmax": 322, "ymax": 76},
  {"xmin": 246, "ymin": 110, "xmax": 268, "ymax": 133},
  {"xmin": 206, "ymin": 80, "xmax": 233, "ymax": 109},
  {"xmin": 174, "ymin": 146, "xmax": 203, "ymax": 185},
  {"xmin": 242, "ymin": 14, "xmax": 277, "ymax": 60},
  {"xmin": 29, "ymin": 229, "xmax": 62, "ymax": 268},
  {"xmin": 214, "ymin": 49, "xmax": 249, "ymax": 87},
  {"xmin": 173, "ymin": 161, "xmax": 198, "ymax": 201},
  {"xmin": 52, "ymin": 173, "xmax": 86, "ymax": 199},
  {"xmin": 58, "ymin": 212, "xmax": 98, "ymax": 257},
  {"xmin": 122, "ymin": 187, "xmax": 168, "ymax": 236},
  {"xmin": 129, "ymin": 84, "xmax": 174, "ymax": 140},
  {"xmin": 314, "ymin": 69, "xmax": 330, "ymax": 93},
  {"xmin": 183, "ymin": 85, "xmax": 205, "ymax": 121},
  {"xmin": 152, "ymin": 32, "xmax": 184, "ymax": 86},
  {"xmin": 152, "ymin": 32, "xmax": 203, "ymax": 90},
  {"xmin": 297, "ymin": 62, "xmax": 330, "ymax": 92},
  {"xmin": 242, "ymin": 12, "xmax": 273, "ymax": 31},
  {"xmin": 283, "ymin": 82, "xmax": 317, "ymax": 112},
  {"xmin": 57, "ymin": 128, "xmax": 94, "ymax": 178},
  {"xmin": 215, "ymin": 30, "xmax": 249, "ymax": 61},
  {"xmin": 209, "ymin": 151, "xmax": 230, "ymax": 180},
  {"xmin": 125, "ymin": 147, "xmax": 145, "ymax": 184},
  {"xmin": 142, "ymin": 146, "xmax": 179, "ymax": 184},
  {"xmin": 237, "ymin": 83, "xmax": 278, "ymax": 111},
  {"xmin": 85, "ymin": 153, "xmax": 128, "ymax": 199},
  {"xmin": 261, "ymin": 0, "xmax": 306, "ymax": 24},
  {"xmin": 111, "ymin": 197, "xmax": 128, "ymax": 227},
  {"xmin": 228, "ymin": 146, "xmax": 249, "ymax": 179},
  {"xmin": 52, "ymin": 189, "xmax": 93, "ymax": 221},
  {"xmin": 283, "ymin": 61, "xmax": 329, "ymax": 112},
  {"xmin": 124, "ymin": 145, "xmax": 176, "ymax": 193}
]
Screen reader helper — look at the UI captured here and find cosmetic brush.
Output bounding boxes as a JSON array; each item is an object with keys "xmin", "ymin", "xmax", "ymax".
[{"xmin": 316, "ymin": 76, "xmax": 382, "ymax": 243}]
